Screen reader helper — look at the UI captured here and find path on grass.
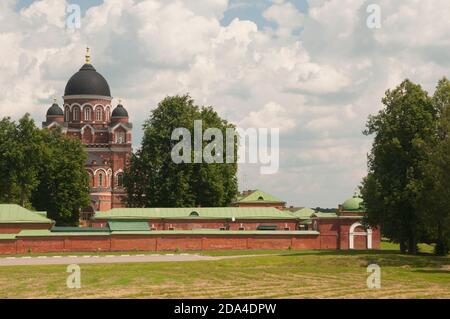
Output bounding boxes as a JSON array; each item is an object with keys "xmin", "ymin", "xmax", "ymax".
[{"xmin": 0, "ymin": 253, "xmax": 272, "ymax": 266}]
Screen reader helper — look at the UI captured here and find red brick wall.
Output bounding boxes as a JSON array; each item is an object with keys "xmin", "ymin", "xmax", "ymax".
[
  {"xmin": 1, "ymin": 233, "xmax": 324, "ymax": 254},
  {"xmin": 201, "ymin": 237, "xmax": 249, "ymax": 250},
  {"xmin": 16, "ymin": 237, "xmax": 65, "ymax": 254},
  {"xmin": 0, "ymin": 240, "xmax": 16, "ymax": 254},
  {"xmin": 92, "ymin": 219, "xmax": 298, "ymax": 231},
  {"xmin": 315, "ymin": 218, "xmax": 381, "ymax": 250},
  {"xmin": 111, "ymin": 236, "xmax": 156, "ymax": 251},
  {"xmin": 157, "ymin": 236, "xmax": 203, "ymax": 251},
  {"xmin": 65, "ymin": 237, "xmax": 110, "ymax": 252},
  {"xmin": 371, "ymin": 227, "xmax": 381, "ymax": 249}
]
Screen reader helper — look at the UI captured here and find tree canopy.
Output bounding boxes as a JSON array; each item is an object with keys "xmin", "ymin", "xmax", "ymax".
[
  {"xmin": 362, "ymin": 78, "xmax": 450, "ymax": 255},
  {"xmin": 124, "ymin": 95, "xmax": 238, "ymax": 207},
  {"xmin": 0, "ymin": 114, "xmax": 90, "ymax": 225}
]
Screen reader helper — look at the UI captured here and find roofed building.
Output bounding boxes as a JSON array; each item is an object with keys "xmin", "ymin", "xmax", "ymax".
[
  {"xmin": 0, "ymin": 204, "xmax": 53, "ymax": 234},
  {"xmin": 92, "ymin": 207, "xmax": 298, "ymax": 231},
  {"xmin": 42, "ymin": 48, "xmax": 132, "ymax": 218}
]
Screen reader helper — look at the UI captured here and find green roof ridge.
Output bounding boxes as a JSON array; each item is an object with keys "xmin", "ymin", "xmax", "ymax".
[
  {"xmin": 95, "ymin": 207, "xmax": 295, "ymax": 220},
  {"xmin": 236, "ymin": 190, "xmax": 285, "ymax": 203},
  {"xmin": 0, "ymin": 204, "xmax": 53, "ymax": 223}
]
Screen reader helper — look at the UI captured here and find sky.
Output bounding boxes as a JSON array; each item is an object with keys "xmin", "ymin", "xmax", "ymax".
[{"xmin": 1, "ymin": 0, "xmax": 450, "ymax": 208}]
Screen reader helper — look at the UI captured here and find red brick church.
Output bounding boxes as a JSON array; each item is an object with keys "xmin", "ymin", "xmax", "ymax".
[{"xmin": 42, "ymin": 48, "xmax": 132, "ymax": 216}]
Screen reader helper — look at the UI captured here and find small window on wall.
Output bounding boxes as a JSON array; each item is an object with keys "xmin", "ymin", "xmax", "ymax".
[
  {"xmin": 84, "ymin": 108, "xmax": 91, "ymax": 121},
  {"xmin": 96, "ymin": 108, "xmax": 103, "ymax": 121},
  {"xmin": 65, "ymin": 107, "xmax": 70, "ymax": 121},
  {"xmin": 98, "ymin": 173, "xmax": 104, "ymax": 187},
  {"xmin": 116, "ymin": 131, "xmax": 126, "ymax": 144},
  {"xmin": 117, "ymin": 173, "xmax": 124, "ymax": 187},
  {"xmin": 73, "ymin": 107, "xmax": 80, "ymax": 121}
]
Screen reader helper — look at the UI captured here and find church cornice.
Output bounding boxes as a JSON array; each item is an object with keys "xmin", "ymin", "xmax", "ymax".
[{"xmin": 63, "ymin": 95, "xmax": 113, "ymax": 101}]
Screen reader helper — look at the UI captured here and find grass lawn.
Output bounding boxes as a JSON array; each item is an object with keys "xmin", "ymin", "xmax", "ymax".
[{"xmin": 0, "ymin": 248, "xmax": 448, "ymax": 298}]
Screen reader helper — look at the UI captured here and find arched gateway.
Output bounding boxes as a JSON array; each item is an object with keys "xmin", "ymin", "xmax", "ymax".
[{"xmin": 349, "ymin": 222, "xmax": 373, "ymax": 250}]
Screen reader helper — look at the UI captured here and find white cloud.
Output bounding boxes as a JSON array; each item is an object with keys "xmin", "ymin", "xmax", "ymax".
[
  {"xmin": 239, "ymin": 102, "xmax": 296, "ymax": 132},
  {"xmin": 263, "ymin": 0, "xmax": 304, "ymax": 37}
]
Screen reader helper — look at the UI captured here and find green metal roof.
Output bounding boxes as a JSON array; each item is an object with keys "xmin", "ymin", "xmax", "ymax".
[
  {"xmin": 290, "ymin": 207, "xmax": 316, "ymax": 219},
  {"xmin": 342, "ymin": 196, "xmax": 365, "ymax": 212},
  {"xmin": 108, "ymin": 221, "xmax": 150, "ymax": 231},
  {"xmin": 51, "ymin": 226, "xmax": 109, "ymax": 233},
  {"xmin": 312, "ymin": 211, "xmax": 339, "ymax": 218},
  {"xmin": 0, "ymin": 234, "xmax": 16, "ymax": 240},
  {"xmin": 0, "ymin": 204, "xmax": 53, "ymax": 224},
  {"xmin": 95, "ymin": 207, "xmax": 296, "ymax": 220},
  {"xmin": 234, "ymin": 190, "xmax": 285, "ymax": 204},
  {"xmin": 16, "ymin": 230, "xmax": 109, "ymax": 237},
  {"xmin": 36, "ymin": 211, "xmax": 48, "ymax": 218}
]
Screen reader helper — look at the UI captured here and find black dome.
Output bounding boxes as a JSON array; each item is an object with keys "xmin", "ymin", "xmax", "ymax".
[
  {"xmin": 46, "ymin": 102, "xmax": 63, "ymax": 116},
  {"xmin": 112, "ymin": 104, "xmax": 129, "ymax": 118},
  {"xmin": 64, "ymin": 63, "xmax": 111, "ymax": 97}
]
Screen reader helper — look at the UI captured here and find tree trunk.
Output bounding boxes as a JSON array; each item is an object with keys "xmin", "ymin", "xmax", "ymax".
[
  {"xmin": 435, "ymin": 223, "xmax": 449, "ymax": 256},
  {"xmin": 408, "ymin": 237, "xmax": 418, "ymax": 255},
  {"xmin": 400, "ymin": 241, "xmax": 407, "ymax": 254}
]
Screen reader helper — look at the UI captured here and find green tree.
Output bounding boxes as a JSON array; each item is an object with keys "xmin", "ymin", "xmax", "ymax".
[
  {"xmin": 361, "ymin": 79, "xmax": 437, "ymax": 254},
  {"xmin": 0, "ymin": 115, "xmax": 43, "ymax": 208},
  {"xmin": 125, "ymin": 94, "xmax": 238, "ymax": 207},
  {"xmin": 0, "ymin": 117, "xmax": 19, "ymax": 204},
  {"xmin": 420, "ymin": 78, "xmax": 450, "ymax": 255},
  {"xmin": 31, "ymin": 128, "xmax": 90, "ymax": 226},
  {"xmin": 0, "ymin": 114, "xmax": 90, "ymax": 225}
]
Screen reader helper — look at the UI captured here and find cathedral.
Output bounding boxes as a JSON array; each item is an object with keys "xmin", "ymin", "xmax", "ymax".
[{"xmin": 42, "ymin": 48, "xmax": 132, "ymax": 216}]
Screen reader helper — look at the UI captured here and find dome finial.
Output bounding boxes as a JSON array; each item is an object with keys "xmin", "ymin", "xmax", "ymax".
[
  {"xmin": 85, "ymin": 47, "xmax": 91, "ymax": 64},
  {"xmin": 53, "ymin": 97, "xmax": 57, "ymax": 104},
  {"xmin": 119, "ymin": 98, "xmax": 122, "ymax": 105}
]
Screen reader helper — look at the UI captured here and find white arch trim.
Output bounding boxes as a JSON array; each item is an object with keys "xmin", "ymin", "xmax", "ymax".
[
  {"xmin": 81, "ymin": 124, "xmax": 95, "ymax": 135},
  {"xmin": 94, "ymin": 168, "xmax": 108, "ymax": 175},
  {"xmin": 110, "ymin": 122, "xmax": 131, "ymax": 132},
  {"xmin": 114, "ymin": 169, "xmax": 124, "ymax": 176},
  {"xmin": 349, "ymin": 222, "xmax": 373, "ymax": 250},
  {"xmin": 94, "ymin": 168, "xmax": 109, "ymax": 187}
]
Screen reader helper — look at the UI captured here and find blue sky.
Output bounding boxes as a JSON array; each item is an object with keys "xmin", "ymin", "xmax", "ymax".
[
  {"xmin": 16, "ymin": 0, "xmax": 104, "ymax": 13},
  {"xmin": 16, "ymin": 0, "xmax": 309, "ymax": 26},
  {"xmin": 3, "ymin": 0, "xmax": 449, "ymax": 208}
]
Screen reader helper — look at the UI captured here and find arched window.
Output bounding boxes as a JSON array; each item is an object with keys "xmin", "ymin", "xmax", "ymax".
[
  {"xmin": 105, "ymin": 107, "xmax": 110, "ymax": 122},
  {"xmin": 116, "ymin": 131, "xmax": 126, "ymax": 144},
  {"xmin": 190, "ymin": 211, "xmax": 199, "ymax": 217},
  {"xmin": 73, "ymin": 107, "xmax": 80, "ymax": 121},
  {"xmin": 117, "ymin": 173, "xmax": 124, "ymax": 187},
  {"xmin": 88, "ymin": 172, "xmax": 94, "ymax": 187},
  {"xmin": 84, "ymin": 107, "xmax": 91, "ymax": 121},
  {"xmin": 98, "ymin": 173, "xmax": 104, "ymax": 187},
  {"xmin": 65, "ymin": 107, "xmax": 70, "ymax": 121},
  {"xmin": 96, "ymin": 107, "xmax": 103, "ymax": 121},
  {"xmin": 258, "ymin": 196, "xmax": 264, "ymax": 201}
]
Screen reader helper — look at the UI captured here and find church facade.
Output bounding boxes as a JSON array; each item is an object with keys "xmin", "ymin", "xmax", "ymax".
[{"xmin": 42, "ymin": 49, "xmax": 132, "ymax": 215}]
